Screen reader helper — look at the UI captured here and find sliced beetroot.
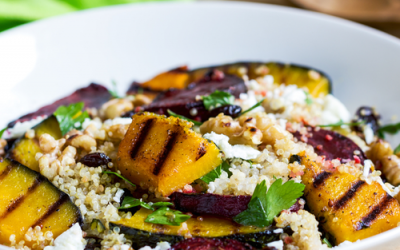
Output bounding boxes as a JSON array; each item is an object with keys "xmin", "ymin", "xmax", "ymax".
[
  {"xmin": 292, "ymin": 127, "xmax": 366, "ymax": 164},
  {"xmin": 170, "ymin": 193, "xmax": 303, "ymax": 218},
  {"xmin": 170, "ymin": 193, "xmax": 251, "ymax": 218},
  {"xmin": 171, "ymin": 238, "xmax": 255, "ymax": 250},
  {"xmin": 8, "ymin": 83, "xmax": 111, "ymax": 128},
  {"xmin": 141, "ymin": 74, "xmax": 247, "ymax": 122}
]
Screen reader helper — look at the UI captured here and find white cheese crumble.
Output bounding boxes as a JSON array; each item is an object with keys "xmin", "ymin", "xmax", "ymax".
[
  {"xmin": 2, "ymin": 116, "xmax": 46, "ymax": 139},
  {"xmin": 363, "ymin": 124, "xmax": 374, "ymax": 144},
  {"xmin": 104, "ymin": 117, "xmax": 133, "ymax": 126},
  {"xmin": 363, "ymin": 159, "xmax": 373, "ymax": 178},
  {"xmin": 320, "ymin": 94, "xmax": 351, "ymax": 125},
  {"xmin": 273, "ymin": 228, "xmax": 283, "ymax": 234},
  {"xmin": 266, "ymin": 240, "xmax": 283, "ymax": 250},
  {"xmin": 82, "ymin": 118, "xmax": 103, "ymax": 130},
  {"xmin": 139, "ymin": 242, "xmax": 171, "ymax": 250},
  {"xmin": 44, "ymin": 223, "xmax": 85, "ymax": 250},
  {"xmin": 113, "ymin": 188, "xmax": 124, "ymax": 203},
  {"xmin": 203, "ymin": 132, "xmax": 261, "ymax": 160}
]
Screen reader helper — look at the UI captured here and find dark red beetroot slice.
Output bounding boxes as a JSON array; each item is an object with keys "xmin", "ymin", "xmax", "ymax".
[
  {"xmin": 170, "ymin": 193, "xmax": 302, "ymax": 218},
  {"xmin": 8, "ymin": 83, "xmax": 112, "ymax": 128},
  {"xmin": 292, "ymin": 127, "xmax": 366, "ymax": 164},
  {"xmin": 141, "ymin": 74, "xmax": 247, "ymax": 122},
  {"xmin": 171, "ymin": 238, "xmax": 256, "ymax": 250}
]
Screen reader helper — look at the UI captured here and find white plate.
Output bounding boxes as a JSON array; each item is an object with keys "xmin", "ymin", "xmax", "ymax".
[{"xmin": 0, "ymin": 2, "xmax": 400, "ymax": 249}]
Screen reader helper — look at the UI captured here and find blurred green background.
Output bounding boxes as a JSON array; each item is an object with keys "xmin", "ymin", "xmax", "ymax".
[{"xmin": 0, "ymin": 0, "xmax": 173, "ymax": 32}]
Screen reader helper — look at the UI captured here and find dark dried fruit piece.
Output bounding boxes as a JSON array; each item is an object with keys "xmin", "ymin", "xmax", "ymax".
[
  {"xmin": 292, "ymin": 127, "xmax": 366, "ymax": 164},
  {"xmin": 170, "ymin": 193, "xmax": 303, "ymax": 218},
  {"xmin": 8, "ymin": 83, "xmax": 111, "ymax": 128},
  {"xmin": 171, "ymin": 238, "xmax": 255, "ymax": 250},
  {"xmin": 352, "ymin": 106, "xmax": 381, "ymax": 134},
  {"xmin": 79, "ymin": 153, "xmax": 112, "ymax": 167},
  {"xmin": 209, "ymin": 105, "xmax": 242, "ymax": 119}
]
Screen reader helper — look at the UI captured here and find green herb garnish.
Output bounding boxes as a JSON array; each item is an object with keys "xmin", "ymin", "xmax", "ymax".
[
  {"xmin": 145, "ymin": 206, "xmax": 191, "ymax": 226},
  {"xmin": 0, "ymin": 128, "xmax": 7, "ymax": 139},
  {"xmin": 167, "ymin": 109, "xmax": 202, "ymax": 126},
  {"xmin": 377, "ymin": 122, "xmax": 400, "ymax": 139},
  {"xmin": 317, "ymin": 120, "xmax": 365, "ymax": 128},
  {"xmin": 322, "ymin": 238, "xmax": 332, "ymax": 248},
  {"xmin": 109, "ymin": 80, "xmax": 121, "ymax": 99},
  {"xmin": 119, "ymin": 196, "xmax": 173, "ymax": 210},
  {"xmin": 304, "ymin": 91, "xmax": 313, "ymax": 105},
  {"xmin": 102, "ymin": 171, "xmax": 136, "ymax": 187},
  {"xmin": 54, "ymin": 102, "xmax": 90, "ymax": 135},
  {"xmin": 202, "ymin": 90, "xmax": 234, "ymax": 110},
  {"xmin": 200, "ymin": 161, "xmax": 232, "ymax": 183},
  {"xmin": 240, "ymin": 99, "xmax": 265, "ymax": 116},
  {"xmin": 234, "ymin": 179, "xmax": 304, "ymax": 227}
]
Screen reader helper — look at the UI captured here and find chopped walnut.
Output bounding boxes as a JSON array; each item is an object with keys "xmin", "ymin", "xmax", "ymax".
[{"xmin": 100, "ymin": 99, "xmax": 133, "ymax": 119}]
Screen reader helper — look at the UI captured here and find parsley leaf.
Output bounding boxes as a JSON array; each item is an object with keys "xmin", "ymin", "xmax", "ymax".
[
  {"xmin": 202, "ymin": 91, "xmax": 234, "ymax": 110},
  {"xmin": 167, "ymin": 110, "xmax": 202, "ymax": 126},
  {"xmin": 322, "ymin": 238, "xmax": 332, "ymax": 248},
  {"xmin": 0, "ymin": 127, "xmax": 7, "ymax": 139},
  {"xmin": 200, "ymin": 161, "xmax": 232, "ymax": 183},
  {"xmin": 109, "ymin": 80, "xmax": 121, "ymax": 99},
  {"xmin": 54, "ymin": 102, "xmax": 90, "ymax": 135},
  {"xmin": 240, "ymin": 99, "xmax": 265, "ymax": 116},
  {"xmin": 377, "ymin": 122, "xmax": 400, "ymax": 139},
  {"xmin": 317, "ymin": 120, "xmax": 365, "ymax": 128},
  {"xmin": 304, "ymin": 91, "xmax": 313, "ymax": 105},
  {"xmin": 145, "ymin": 206, "xmax": 191, "ymax": 226},
  {"xmin": 394, "ymin": 143, "xmax": 400, "ymax": 155},
  {"xmin": 119, "ymin": 196, "xmax": 153, "ymax": 210},
  {"xmin": 234, "ymin": 179, "xmax": 305, "ymax": 227},
  {"xmin": 102, "ymin": 171, "xmax": 136, "ymax": 187}
]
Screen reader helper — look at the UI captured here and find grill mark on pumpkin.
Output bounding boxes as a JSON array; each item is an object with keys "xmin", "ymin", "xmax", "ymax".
[
  {"xmin": 130, "ymin": 119, "xmax": 154, "ymax": 159},
  {"xmin": 0, "ymin": 164, "xmax": 13, "ymax": 181},
  {"xmin": 195, "ymin": 143, "xmax": 207, "ymax": 161},
  {"xmin": 333, "ymin": 180, "xmax": 365, "ymax": 210},
  {"xmin": 313, "ymin": 171, "xmax": 332, "ymax": 188},
  {"xmin": 356, "ymin": 193, "xmax": 394, "ymax": 230},
  {"xmin": 0, "ymin": 176, "xmax": 43, "ymax": 219},
  {"xmin": 152, "ymin": 130, "xmax": 178, "ymax": 176},
  {"xmin": 33, "ymin": 193, "xmax": 69, "ymax": 228}
]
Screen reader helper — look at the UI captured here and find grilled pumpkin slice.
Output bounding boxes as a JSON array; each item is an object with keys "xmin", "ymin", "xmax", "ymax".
[
  {"xmin": 7, "ymin": 116, "xmax": 62, "ymax": 172},
  {"xmin": 110, "ymin": 208, "xmax": 286, "ymax": 249},
  {"xmin": 300, "ymin": 153, "xmax": 400, "ymax": 244},
  {"xmin": 117, "ymin": 112, "xmax": 222, "ymax": 196},
  {"xmin": 0, "ymin": 158, "xmax": 82, "ymax": 246},
  {"xmin": 128, "ymin": 62, "xmax": 330, "ymax": 98}
]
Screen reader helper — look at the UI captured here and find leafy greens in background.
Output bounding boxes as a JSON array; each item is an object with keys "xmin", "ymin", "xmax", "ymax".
[
  {"xmin": 0, "ymin": 0, "xmax": 186, "ymax": 32},
  {"xmin": 234, "ymin": 179, "xmax": 305, "ymax": 227}
]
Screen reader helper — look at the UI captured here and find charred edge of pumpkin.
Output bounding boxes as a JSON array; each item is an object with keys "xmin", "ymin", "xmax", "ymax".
[
  {"xmin": 152, "ymin": 130, "xmax": 178, "ymax": 176},
  {"xmin": 313, "ymin": 171, "xmax": 332, "ymax": 188},
  {"xmin": 195, "ymin": 143, "xmax": 207, "ymax": 161},
  {"xmin": 0, "ymin": 164, "xmax": 13, "ymax": 181},
  {"xmin": 1, "ymin": 175, "xmax": 43, "ymax": 219},
  {"xmin": 33, "ymin": 192, "xmax": 69, "ymax": 227},
  {"xmin": 333, "ymin": 180, "xmax": 366, "ymax": 210},
  {"xmin": 130, "ymin": 119, "xmax": 154, "ymax": 159},
  {"xmin": 356, "ymin": 193, "xmax": 395, "ymax": 230}
]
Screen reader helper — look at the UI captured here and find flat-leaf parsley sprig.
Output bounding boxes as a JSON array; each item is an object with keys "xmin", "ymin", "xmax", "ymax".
[
  {"xmin": 234, "ymin": 178, "xmax": 305, "ymax": 227},
  {"xmin": 54, "ymin": 102, "xmax": 89, "ymax": 135}
]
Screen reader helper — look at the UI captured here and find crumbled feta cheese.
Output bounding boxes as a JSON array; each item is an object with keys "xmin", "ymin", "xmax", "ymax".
[
  {"xmin": 203, "ymin": 132, "xmax": 261, "ymax": 160},
  {"xmin": 44, "ymin": 223, "xmax": 85, "ymax": 250},
  {"xmin": 266, "ymin": 240, "xmax": 283, "ymax": 250},
  {"xmin": 104, "ymin": 117, "xmax": 133, "ymax": 126},
  {"xmin": 273, "ymin": 228, "xmax": 283, "ymax": 234},
  {"xmin": 82, "ymin": 118, "xmax": 102, "ymax": 129},
  {"xmin": 2, "ymin": 116, "xmax": 46, "ymax": 139},
  {"xmin": 363, "ymin": 160, "xmax": 373, "ymax": 178},
  {"xmin": 363, "ymin": 124, "xmax": 374, "ymax": 144},
  {"xmin": 320, "ymin": 94, "xmax": 351, "ymax": 125},
  {"xmin": 139, "ymin": 242, "xmax": 171, "ymax": 250},
  {"xmin": 113, "ymin": 189, "xmax": 124, "ymax": 203}
]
